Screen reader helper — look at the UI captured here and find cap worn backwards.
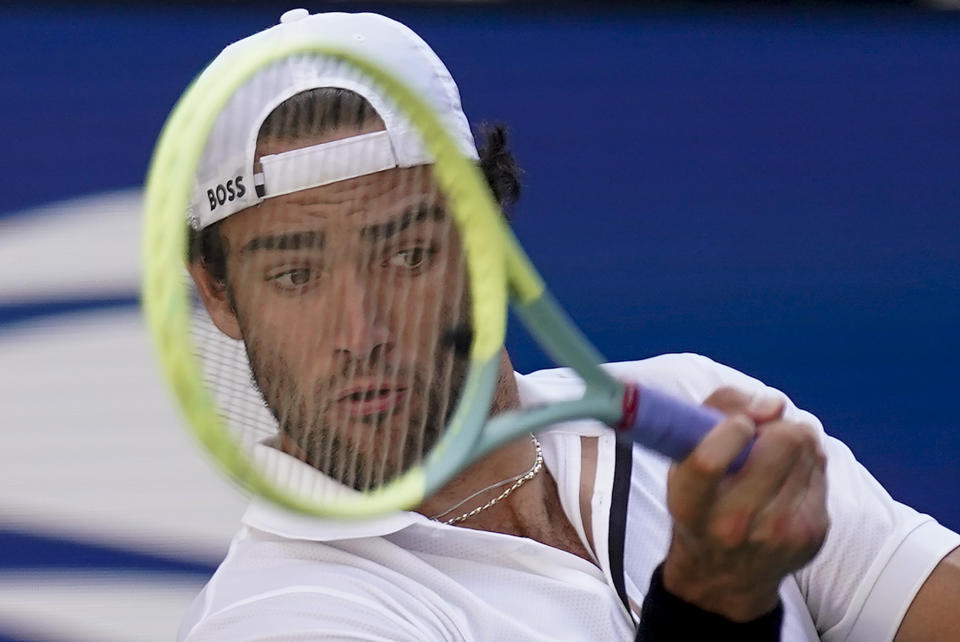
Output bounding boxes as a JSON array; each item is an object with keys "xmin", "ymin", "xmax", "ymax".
[{"xmin": 189, "ymin": 9, "xmax": 478, "ymax": 230}]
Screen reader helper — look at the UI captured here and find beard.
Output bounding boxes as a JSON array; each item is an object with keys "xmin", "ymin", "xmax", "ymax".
[{"xmin": 239, "ymin": 323, "xmax": 470, "ymax": 492}]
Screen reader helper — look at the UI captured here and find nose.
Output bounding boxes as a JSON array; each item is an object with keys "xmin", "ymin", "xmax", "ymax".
[{"xmin": 329, "ymin": 266, "xmax": 392, "ymax": 362}]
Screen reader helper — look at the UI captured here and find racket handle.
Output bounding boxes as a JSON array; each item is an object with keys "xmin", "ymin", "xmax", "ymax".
[{"xmin": 614, "ymin": 383, "xmax": 751, "ymax": 472}]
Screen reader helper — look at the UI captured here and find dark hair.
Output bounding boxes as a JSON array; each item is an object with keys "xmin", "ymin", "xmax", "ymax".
[
  {"xmin": 258, "ymin": 87, "xmax": 383, "ymax": 142},
  {"xmin": 188, "ymin": 88, "xmax": 521, "ymax": 283}
]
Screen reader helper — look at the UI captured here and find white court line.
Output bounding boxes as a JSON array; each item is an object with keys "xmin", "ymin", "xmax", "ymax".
[
  {"xmin": 0, "ymin": 571, "xmax": 207, "ymax": 642},
  {"xmin": 0, "ymin": 189, "xmax": 143, "ymax": 304},
  {"xmin": 0, "ymin": 306, "xmax": 247, "ymax": 561}
]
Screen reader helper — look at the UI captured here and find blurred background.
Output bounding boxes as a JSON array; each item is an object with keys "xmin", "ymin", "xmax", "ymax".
[{"xmin": 1, "ymin": 1, "xmax": 958, "ymax": 640}]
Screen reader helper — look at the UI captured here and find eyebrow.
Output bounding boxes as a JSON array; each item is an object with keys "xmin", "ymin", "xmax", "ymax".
[
  {"xmin": 237, "ymin": 204, "xmax": 445, "ymax": 253},
  {"xmin": 240, "ymin": 230, "xmax": 324, "ymax": 253},
  {"xmin": 360, "ymin": 204, "xmax": 446, "ymax": 242}
]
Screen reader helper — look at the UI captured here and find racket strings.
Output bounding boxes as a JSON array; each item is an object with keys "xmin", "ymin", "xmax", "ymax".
[
  {"xmin": 189, "ymin": 63, "xmax": 472, "ymax": 498},
  {"xmin": 191, "ymin": 305, "xmax": 278, "ymax": 462},
  {"xmin": 375, "ymin": 169, "xmax": 430, "ymax": 487}
]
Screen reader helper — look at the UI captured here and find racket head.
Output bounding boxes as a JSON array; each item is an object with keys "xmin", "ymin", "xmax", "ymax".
[{"xmin": 142, "ymin": 25, "xmax": 518, "ymax": 517}]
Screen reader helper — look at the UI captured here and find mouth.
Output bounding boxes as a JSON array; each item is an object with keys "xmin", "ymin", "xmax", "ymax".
[{"xmin": 335, "ymin": 383, "xmax": 408, "ymax": 417}]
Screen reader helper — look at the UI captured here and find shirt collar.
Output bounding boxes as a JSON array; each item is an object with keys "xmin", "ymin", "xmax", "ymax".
[
  {"xmin": 241, "ymin": 443, "xmax": 426, "ymax": 540},
  {"xmin": 243, "ymin": 497, "xmax": 425, "ymax": 541}
]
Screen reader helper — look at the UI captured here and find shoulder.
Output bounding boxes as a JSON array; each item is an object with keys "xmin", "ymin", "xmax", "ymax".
[
  {"xmin": 179, "ymin": 526, "xmax": 462, "ymax": 641},
  {"xmin": 523, "ymin": 354, "xmax": 960, "ymax": 640},
  {"xmin": 602, "ymin": 353, "xmax": 769, "ymax": 400},
  {"xmin": 520, "ymin": 352, "xmax": 771, "ymax": 405}
]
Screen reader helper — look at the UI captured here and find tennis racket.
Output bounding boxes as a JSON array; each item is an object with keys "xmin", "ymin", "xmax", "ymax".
[{"xmin": 142, "ymin": 20, "xmax": 749, "ymax": 518}]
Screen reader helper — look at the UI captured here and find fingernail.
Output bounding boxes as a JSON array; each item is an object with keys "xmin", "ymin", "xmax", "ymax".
[{"xmin": 749, "ymin": 397, "xmax": 781, "ymax": 414}]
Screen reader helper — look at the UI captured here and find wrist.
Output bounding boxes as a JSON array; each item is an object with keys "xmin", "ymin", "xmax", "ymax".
[
  {"xmin": 637, "ymin": 564, "xmax": 784, "ymax": 641},
  {"xmin": 662, "ymin": 546, "xmax": 781, "ymax": 622}
]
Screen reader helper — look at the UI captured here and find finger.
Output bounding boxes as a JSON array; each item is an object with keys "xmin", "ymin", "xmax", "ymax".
[
  {"xmin": 712, "ymin": 421, "xmax": 818, "ymax": 541},
  {"xmin": 670, "ymin": 413, "xmax": 757, "ymax": 524},
  {"xmin": 702, "ymin": 386, "xmax": 784, "ymax": 425},
  {"xmin": 702, "ymin": 387, "xmax": 752, "ymax": 415},
  {"xmin": 755, "ymin": 446, "xmax": 828, "ymax": 569},
  {"xmin": 788, "ymin": 450, "xmax": 830, "ymax": 556},
  {"xmin": 746, "ymin": 396, "xmax": 785, "ymax": 425},
  {"xmin": 747, "ymin": 439, "xmax": 819, "ymax": 545}
]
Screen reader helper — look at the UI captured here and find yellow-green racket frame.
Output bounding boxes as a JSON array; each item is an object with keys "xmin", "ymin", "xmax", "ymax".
[{"xmin": 143, "ymin": 36, "xmax": 622, "ymax": 518}]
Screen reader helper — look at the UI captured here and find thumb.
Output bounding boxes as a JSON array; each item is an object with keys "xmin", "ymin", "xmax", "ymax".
[{"xmin": 669, "ymin": 413, "xmax": 756, "ymax": 524}]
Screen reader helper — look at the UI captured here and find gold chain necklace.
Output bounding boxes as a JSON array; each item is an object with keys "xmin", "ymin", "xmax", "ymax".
[{"xmin": 430, "ymin": 435, "xmax": 543, "ymax": 526}]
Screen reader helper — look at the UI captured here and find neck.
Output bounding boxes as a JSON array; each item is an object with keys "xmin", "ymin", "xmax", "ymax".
[
  {"xmin": 415, "ymin": 350, "xmax": 537, "ymax": 529},
  {"xmin": 489, "ymin": 350, "xmax": 522, "ymax": 416},
  {"xmin": 413, "ymin": 352, "xmax": 597, "ymax": 566}
]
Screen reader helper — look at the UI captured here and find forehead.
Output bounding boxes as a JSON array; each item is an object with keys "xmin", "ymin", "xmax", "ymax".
[{"xmin": 220, "ymin": 165, "xmax": 441, "ymax": 247}]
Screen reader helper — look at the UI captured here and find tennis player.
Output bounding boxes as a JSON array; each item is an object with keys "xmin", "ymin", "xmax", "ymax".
[{"xmin": 178, "ymin": 10, "xmax": 960, "ymax": 641}]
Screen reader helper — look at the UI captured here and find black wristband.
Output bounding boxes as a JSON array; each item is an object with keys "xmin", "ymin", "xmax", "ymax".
[{"xmin": 634, "ymin": 564, "xmax": 783, "ymax": 642}]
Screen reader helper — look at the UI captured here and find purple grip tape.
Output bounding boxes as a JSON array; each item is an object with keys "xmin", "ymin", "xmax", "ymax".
[{"xmin": 616, "ymin": 384, "xmax": 751, "ymax": 472}]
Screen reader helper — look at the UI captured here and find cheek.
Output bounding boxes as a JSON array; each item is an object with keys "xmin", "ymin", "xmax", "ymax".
[
  {"xmin": 234, "ymin": 287, "xmax": 319, "ymax": 366},
  {"xmin": 387, "ymin": 284, "xmax": 464, "ymax": 367}
]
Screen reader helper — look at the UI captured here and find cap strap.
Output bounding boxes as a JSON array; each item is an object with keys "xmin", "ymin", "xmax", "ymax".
[{"xmin": 256, "ymin": 130, "xmax": 430, "ymax": 198}]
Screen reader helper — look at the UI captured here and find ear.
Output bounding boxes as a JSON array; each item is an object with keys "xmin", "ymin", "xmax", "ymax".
[{"xmin": 187, "ymin": 261, "xmax": 243, "ymax": 340}]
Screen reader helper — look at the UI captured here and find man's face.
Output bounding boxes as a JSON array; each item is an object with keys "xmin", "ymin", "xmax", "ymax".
[{"xmin": 215, "ymin": 157, "xmax": 469, "ymax": 490}]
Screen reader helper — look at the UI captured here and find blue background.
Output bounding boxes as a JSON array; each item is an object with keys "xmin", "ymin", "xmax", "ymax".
[{"xmin": 2, "ymin": 2, "xmax": 957, "ymax": 541}]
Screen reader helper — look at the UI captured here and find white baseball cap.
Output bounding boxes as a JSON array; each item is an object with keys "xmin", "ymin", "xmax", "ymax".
[{"xmin": 188, "ymin": 9, "xmax": 478, "ymax": 230}]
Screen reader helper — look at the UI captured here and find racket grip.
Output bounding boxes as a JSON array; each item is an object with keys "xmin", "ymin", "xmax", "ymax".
[{"xmin": 614, "ymin": 383, "xmax": 751, "ymax": 472}]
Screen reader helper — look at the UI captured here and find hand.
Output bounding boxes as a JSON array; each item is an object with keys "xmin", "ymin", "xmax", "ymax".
[{"xmin": 662, "ymin": 387, "xmax": 829, "ymax": 621}]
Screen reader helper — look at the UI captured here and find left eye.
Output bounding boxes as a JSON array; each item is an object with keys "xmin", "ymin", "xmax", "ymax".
[{"xmin": 386, "ymin": 247, "xmax": 431, "ymax": 269}]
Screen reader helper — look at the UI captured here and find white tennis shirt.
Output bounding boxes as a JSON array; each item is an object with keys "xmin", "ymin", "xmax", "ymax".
[{"xmin": 180, "ymin": 354, "xmax": 959, "ymax": 641}]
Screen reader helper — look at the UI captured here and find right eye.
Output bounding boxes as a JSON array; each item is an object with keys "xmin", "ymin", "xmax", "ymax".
[{"xmin": 268, "ymin": 267, "xmax": 313, "ymax": 290}]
